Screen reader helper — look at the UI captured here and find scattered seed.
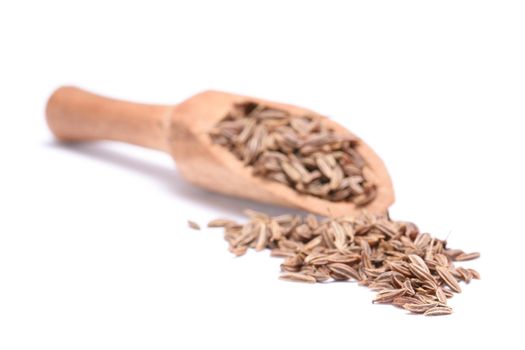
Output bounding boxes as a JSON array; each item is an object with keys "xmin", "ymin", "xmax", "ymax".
[
  {"xmin": 207, "ymin": 218, "xmax": 236, "ymax": 228},
  {"xmin": 187, "ymin": 220, "xmax": 201, "ymax": 230},
  {"xmin": 279, "ymin": 272, "xmax": 317, "ymax": 283},
  {"xmin": 208, "ymin": 212, "xmax": 479, "ymax": 316},
  {"xmin": 424, "ymin": 306, "xmax": 453, "ymax": 316},
  {"xmin": 455, "ymin": 252, "xmax": 481, "ymax": 261}
]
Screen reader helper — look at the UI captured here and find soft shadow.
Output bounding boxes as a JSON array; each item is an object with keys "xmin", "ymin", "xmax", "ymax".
[{"xmin": 45, "ymin": 141, "xmax": 307, "ymax": 217}]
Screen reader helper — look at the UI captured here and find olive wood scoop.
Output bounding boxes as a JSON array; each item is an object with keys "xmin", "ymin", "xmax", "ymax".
[{"xmin": 46, "ymin": 87, "xmax": 394, "ymax": 216}]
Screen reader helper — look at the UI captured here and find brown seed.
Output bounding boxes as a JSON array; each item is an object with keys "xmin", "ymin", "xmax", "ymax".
[
  {"xmin": 388, "ymin": 261, "xmax": 412, "ymax": 276},
  {"xmin": 454, "ymin": 252, "xmax": 481, "ymax": 261},
  {"xmin": 434, "ymin": 253, "xmax": 450, "ymax": 267},
  {"xmin": 279, "ymin": 272, "xmax": 317, "ymax": 284},
  {"xmin": 436, "ymin": 266, "xmax": 462, "ymax": 293},
  {"xmin": 304, "ymin": 269, "xmax": 331, "ymax": 282},
  {"xmin": 305, "ymin": 214, "xmax": 319, "ymax": 229},
  {"xmin": 404, "ymin": 303, "xmax": 438, "ymax": 314},
  {"xmin": 424, "ymin": 306, "xmax": 453, "ymax": 316},
  {"xmin": 436, "ymin": 287, "xmax": 447, "ymax": 304},
  {"xmin": 403, "ymin": 279, "xmax": 415, "ymax": 295},
  {"xmin": 468, "ymin": 268, "xmax": 481, "ymax": 279},
  {"xmin": 304, "ymin": 253, "xmax": 330, "ymax": 266},
  {"xmin": 229, "ymin": 245, "xmax": 248, "ymax": 257},
  {"xmin": 187, "ymin": 220, "xmax": 201, "ymax": 230},
  {"xmin": 326, "ymin": 253, "xmax": 360, "ymax": 264},
  {"xmin": 328, "ymin": 263, "xmax": 361, "ymax": 280},
  {"xmin": 457, "ymin": 267, "xmax": 473, "ymax": 283},
  {"xmin": 414, "ymin": 232, "xmax": 431, "ymax": 248},
  {"xmin": 331, "ymin": 221, "xmax": 347, "ymax": 250},
  {"xmin": 442, "ymin": 288, "xmax": 455, "ymax": 298},
  {"xmin": 392, "ymin": 296, "xmax": 421, "ymax": 307},
  {"xmin": 280, "ymin": 161, "xmax": 302, "ymax": 183},
  {"xmin": 392, "ymin": 273, "xmax": 405, "ymax": 289},
  {"xmin": 369, "ymin": 281, "xmax": 395, "ymax": 291},
  {"xmin": 444, "ymin": 249, "xmax": 464, "ymax": 259},
  {"xmin": 269, "ymin": 220, "xmax": 282, "ymax": 241},
  {"xmin": 270, "ymin": 249, "xmax": 295, "ymax": 258},
  {"xmin": 207, "ymin": 218, "xmax": 237, "ymax": 228},
  {"xmin": 255, "ymin": 223, "xmax": 268, "ymax": 251},
  {"xmin": 408, "ymin": 254, "xmax": 430, "ymax": 274},
  {"xmin": 408, "ymin": 263, "xmax": 438, "ymax": 289},
  {"xmin": 257, "ymin": 108, "xmax": 289, "ymax": 119},
  {"xmin": 373, "ymin": 289, "xmax": 406, "ymax": 303}
]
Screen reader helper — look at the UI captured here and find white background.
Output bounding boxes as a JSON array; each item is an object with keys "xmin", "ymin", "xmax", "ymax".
[{"xmin": 1, "ymin": 1, "xmax": 524, "ymax": 349}]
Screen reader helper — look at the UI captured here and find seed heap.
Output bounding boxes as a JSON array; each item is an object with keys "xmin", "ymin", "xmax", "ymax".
[
  {"xmin": 208, "ymin": 211, "xmax": 480, "ymax": 316},
  {"xmin": 209, "ymin": 102, "xmax": 377, "ymax": 205}
]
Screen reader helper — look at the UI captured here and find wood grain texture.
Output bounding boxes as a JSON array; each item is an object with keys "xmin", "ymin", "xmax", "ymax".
[{"xmin": 46, "ymin": 87, "xmax": 395, "ymax": 216}]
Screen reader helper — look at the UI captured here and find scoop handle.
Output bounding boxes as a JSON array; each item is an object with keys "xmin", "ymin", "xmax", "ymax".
[{"xmin": 46, "ymin": 86, "xmax": 172, "ymax": 152}]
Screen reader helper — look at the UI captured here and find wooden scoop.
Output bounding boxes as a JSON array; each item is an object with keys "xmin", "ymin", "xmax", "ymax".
[{"xmin": 46, "ymin": 87, "xmax": 394, "ymax": 216}]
